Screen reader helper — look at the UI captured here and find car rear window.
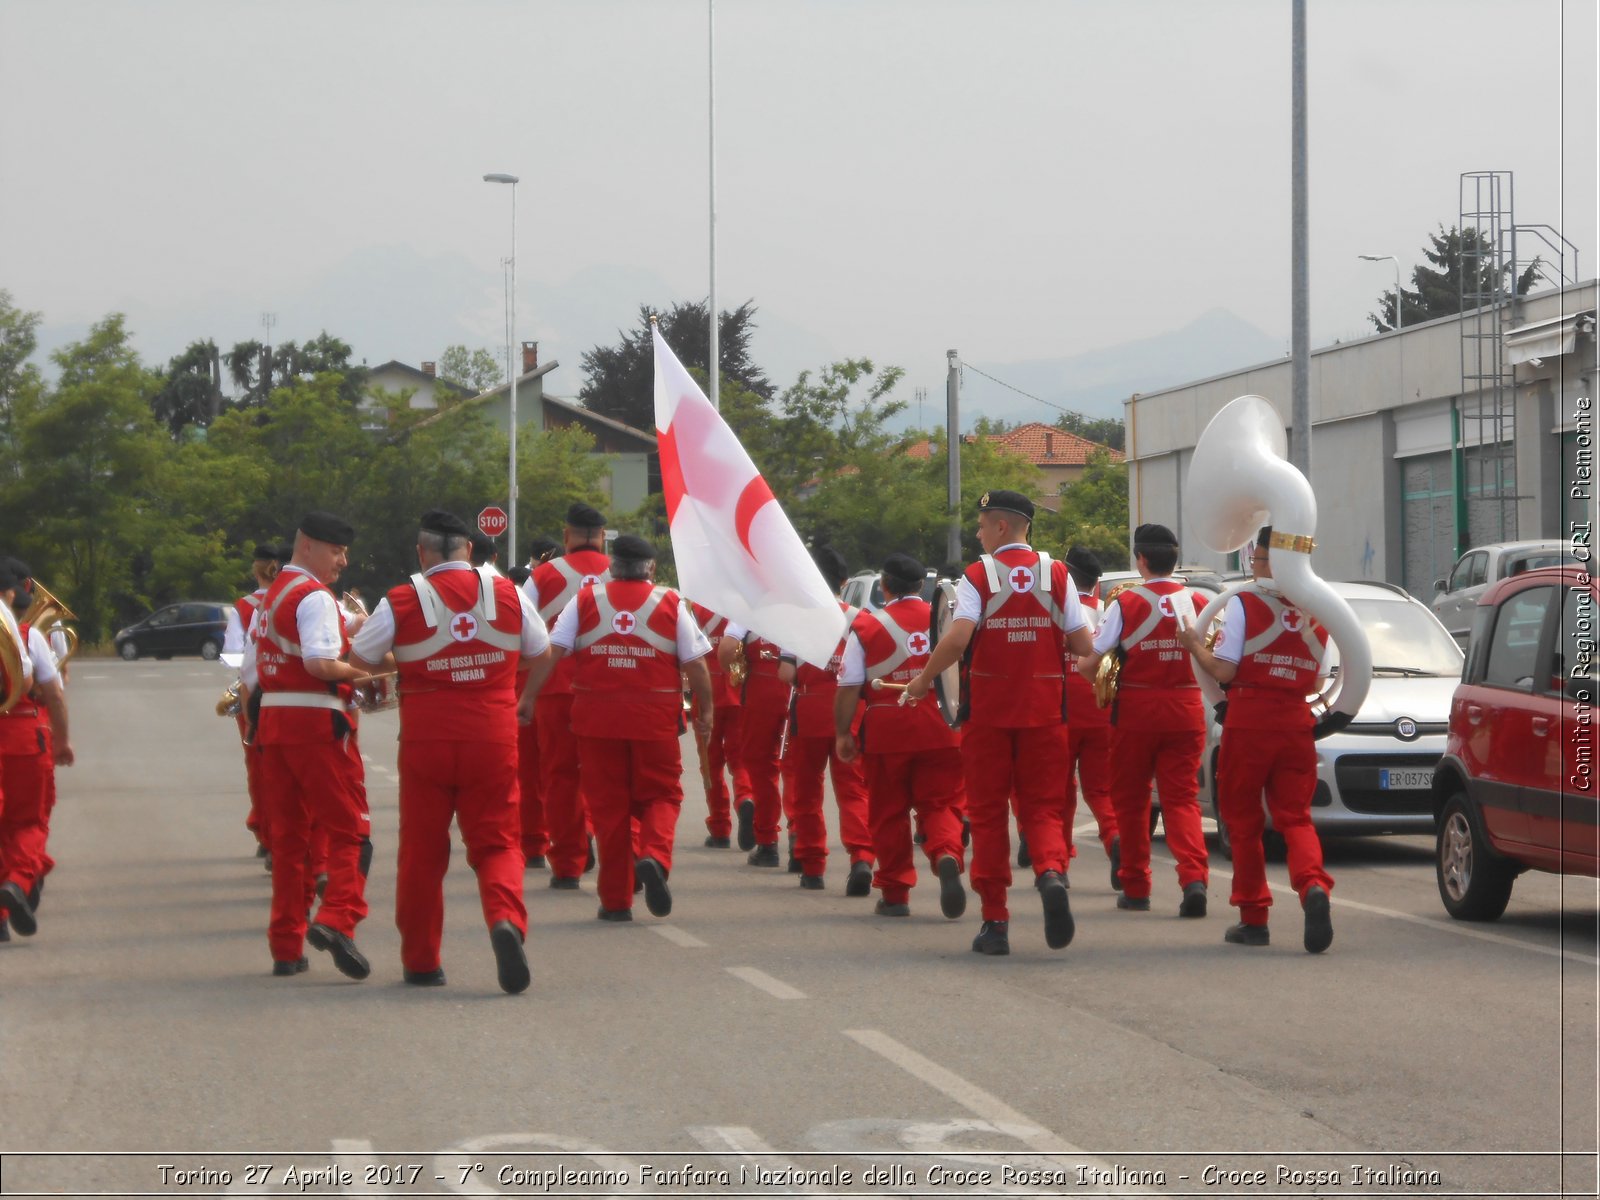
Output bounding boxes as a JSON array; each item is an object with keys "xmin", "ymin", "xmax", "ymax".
[
  {"xmin": 1482, "ymin": 585, "xmax": 1555, "ymax": 692},
  {"xmin": 1504, "ymin": 549, "xmax": 1574, "ymax": 577}
]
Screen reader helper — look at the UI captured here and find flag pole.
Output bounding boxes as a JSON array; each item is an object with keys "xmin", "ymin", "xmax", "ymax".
[{"xmin": 707, "ymin": 0, "xmax": 719, "ymax": 412}]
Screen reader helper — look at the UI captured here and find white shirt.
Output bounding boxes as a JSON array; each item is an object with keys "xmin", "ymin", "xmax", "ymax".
[
  {"xmin": 222, "ymin": 587, "xmax": 266, "ymax": 655},
  {"xmin": 953, "ymin": 543, "xmax": 1087, "ymax": 633},
  {"xmin": 1091, "ymin": 576, "xmax": 1185, "ymax": 654},
  {"xmin": 350, "ymin": 561, "xmax": 549, "ymax": 662},
  {"xmin": 239, "ymin": 566, "xmax": 343, "ymax": 688},
  {"xmin": 26, "ymin": 626, "xmax": 58, "ymax": 687},
  {"xmin": 837, "ymin": 595, "xmax": 921, "ymax": 687},
  {"xmin": 549, "ymin": 588, "xmax": 711, "ymax": 663}
]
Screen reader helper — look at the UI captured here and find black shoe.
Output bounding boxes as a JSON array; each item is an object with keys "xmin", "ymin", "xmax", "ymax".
[
  {"xmin": 961, "ymin": 814, "xmax": 972, "ymax": 847},
  {"xmin": 404, "ymin": 967, "xmax": 447, "ymax": 985},
  {"xmin": 584, "ymin": 836, "xmax": 597, "ymax": 873},
  {"xmin": 703, "ymin": 836, "xmax": 731, "ymax": 849},
  {"xmin": 305, "ymin": 923, "xmax": 370, "ymax": 980},
  {"xmin": 634, "ymin": 878, "xmax": 644, "ymax": 894},
  {"xmin": 526, "ymin": 854, "xmax": 548, "ymax": 869},
  {"xmin": 256, "ymin": 843, "xmax": 269, "ymax": 858},
  {"xmin": 845, "ymin": 860, "xmax": 873, "ymax": 897},
  {"xmin": 636, "ymin": 857, "xmax": 673, "ymax": 917},
  {"xmin": 264, "ymin": 851, "xmax": 273, "ymax": 874},
  {"xmin": 799, "ymin": 873, "xmax": 824, "ymax": 890},
  {"xmin": 1037, "ymin": 870, "xmax": 1075, "ymax": 949},
  {"xmin": 875, "ymin": 899, "xmax": 910, "ymax": 917},
  {"xmin": 1303, "ymin": 885, "xmax": 1333, "ymax": 954},
  {"xmin": 913, "ymin": 830, "xmax": 926, "ymax": 845},
  {"xmin": 272, "ymin": 956, "xmax": 309, "ymax": 976},
  {"xmin": 736, "ymin": 799, "xmax": 755, "ymax": 851},
  {"xmin": 1225, "ymin": 922, "xmax": 1271, "ymax": 947},
  {"xmin": 787, "ymin": 855, "xmax": 803, "ymax": 874},
  {"xmin": 1016, "ymin": 834, "xmax": 1030, "ymax": 868},
  {"xmin": 596, "ymin": 906, "xmax": 633, "ymax": 922},
  {"xmin": 1109, "ymin": 837, "xmax": 1122, "ymax": 891},
  {"xmin": 0, "ymin": 915, "xmax": 9, "ymax": 943},
  {"xmin": 357, "ymin": 836, "xmax": 374, "ymax": 879},
  {"xmin": 971, "ymin": 920, "xmax": 1010, "ymax": 956},
  {"xmin": 1179, "ymin": 881, "xmax": 1208, "ymax": 918},
  {"xmin": 490, "ymin": 920, "xmax": 531, "ymax": 994},
  {"xmin": 28, "ymin": 877, "xmax": 43, "ymax": 910},
  {"xmin": 314, "ymin": 872, "xmax": 329, "ymax": 899},
  {"xmin": 1117, "ymin": 894, "xmax": 1151, "ymax": 911},
  {"xmin": 746, "ymin": 844, "xmax": 779, "ymax": 868},
  {"xmin": 0, "ymin": 881, "xmax": 37, "ymax": 937},
  {"xmin": 936, "ymin": 855, "xmax": 967, "ymax": 920},
  {"xmin": 549, "ymin": 875, "xmax": 581, "ymax": 890}
]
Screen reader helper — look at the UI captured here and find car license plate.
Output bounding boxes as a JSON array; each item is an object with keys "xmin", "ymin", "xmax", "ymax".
[{"xmin": 1380, "ymin": 767, "xmax": 1433, "ymax": 790}]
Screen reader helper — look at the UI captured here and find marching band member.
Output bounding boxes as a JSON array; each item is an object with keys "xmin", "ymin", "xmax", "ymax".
[
  {"xmin": 350, "ymin": 510, "xmax": 548, "ymax": 991},
  {"xmin": 835, "ymin": 553, "xmax": 966, "ymax": 919},
  {"xmin": 244, "ymin": 512, "xmax": 372, "ymax": 979},
  {"xmin": 718, "ymin": 619, "xmax": 788, "ymax": 866},
  {"xmin": 1177, "ymin": 526, "xmax": 1334, "ymax": 952},
  {"xmin": 689, "ymin": 600, "xmax": 751, "ymax": 849},
  {"xmin": 514, "ymin": 537, "xmax": 560, "ymax": 866},
  {"xmin": 1063, "ymin": 546, "xmax": 1119, "ymax": 888},
  {"xmin": 1078, "ymin": 523, "xmax": 1211, "ymax": 917},
  {"xmin": 522, "ymin": 503, "xmax": 610, "ymax": 889},
  {"xmin": 776, "ymin": 546, "xmax": 874, "ymax": 894},
  {"xmin": 225, "ymin": 542, "xmax": 284, "ymax": 859},
  {"xmin": 521, "ymin": 536, "xmax": 712, "ymax": 923},
  {"xmin": 904, "ymin": 490, "xmax": 1093, "ymax": 956},
  {"xmin": 0, "ymin": 561, "xmax": 75, "ymax": 939}
]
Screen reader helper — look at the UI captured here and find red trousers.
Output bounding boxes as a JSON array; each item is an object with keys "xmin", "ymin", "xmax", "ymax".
[
  {"xmin": 1109, "ymin": 725, "xmax": 1208, "ymax": 898},
  {"xmin": 516, "ymin": 718, "xmax": 549, "ymax": 859},
  {"xmin": 700, "ymin": 705, "xmax": 750, "ymax": 838},
  {"xmin": 396, "ymin": 739, "xmax": 527, "ymax": 974},
  {"xmin": 577, "ymin": 736, "xmax": 682, "ymax": 913},
  {"xmin": 0, "ymin": 750, "xmax": 51, "ymax": 893},
  {"xmin": 741, "ymin": 700, "xmax": 788, "ymax": 847},
  {"xmin": 260, "ymin": 737, "xmax": 370, "ymax": 962},
  {"xmin": 865, "ymin": 747, "xmax": 965, "ymax": 905},
  {"xmin": 536, "ymin": 693, "xmax": 591, "ymax": 877},
  {"xmin": 783, "ymin": 733, "xmax": 874, "ymax": 874},
  {"xmin": 235, "ymin": 712, "xmax": 269, "ymax": 848},
  {"xmin": 1216, "ymin": 724, "xmax": 1333, "ymax": 924},
  {"xmin": 1066, "ymin": 723, "xmax": 1117, "ymax": 858},
  {"xmin": 960, "ymin": 723, "xmax": 1070, "ymax": 922}
]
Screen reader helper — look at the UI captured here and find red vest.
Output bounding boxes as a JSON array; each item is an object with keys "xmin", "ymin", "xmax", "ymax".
[
  {"xmin": 691, "ymin": 602, "xmax": 740, "ymax": 710},
  {"xmin": 531, "ymin": 548, "xmax": 611, "ymax": 697},
  {"xmin": 570, "ymin": 581, "xmax": 685, "ymax": 740},
  {"xmin": 390, "ymin": 567, "xmax": 525, "ymax": 746},
  {"xmin": 965, "ymin": 548, "xmax": 1069, "ymax": 728},
  {"xmin": 0, "ymin": 621, "xmax": 44, "ymax": 756},
  {"xmin": 791, "ymin": 602, "xmax": 861, "ymax": 738},
  {"xmin": 1225, "ymin": 589, "xmax": 1329, "ymax": 730},
  {"xmin": 234, "ymin": 591, "xmax": 264, "ymax": 629},
  {"xmin": 1110, "ymin": 580, "xmax": 1207, "ymax": 731},
  {"xmin": 854, "ymin": 599, "xmax": 957, "ymax": 752},
  {"xmin": 253, "ymin": 569, "xmax": 356, "ymax": 744},
  {"xmin": 1065, "ymin": 592, "xmax": 1110, "ymax": 728},
  {"xmin": 739, "ymin": 631, "xmax": 789, "ymax": 713}
]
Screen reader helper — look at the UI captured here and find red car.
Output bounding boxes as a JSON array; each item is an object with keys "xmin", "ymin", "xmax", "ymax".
[{"xmin": 1432, "ymin": 564, "xmax": 1597, "ymax": 919}]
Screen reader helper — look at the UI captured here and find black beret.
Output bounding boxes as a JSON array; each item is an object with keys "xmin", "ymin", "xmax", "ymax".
[
  {"xmin": 811, "ymin": 545, "xmax": 849, "ymax": 592},
  {"xmin": 978, "ymin": 489, "xmax": 1034, "ymax": 521},
  {"xmin": 881, "ymin": 552, "xmax": 925, "ymax": 590},
  {"xmin": 3, "ymin": 556, "xmax": 32, "ymax": 582},
  {"xmin": 419, "ymin": 509, "xmax": 471, "ymax": 538},
  {"xmin": 1132, "ymin": 522, "xmax": 1179, "ymax": 549},
  {"xmin": 469, "ymin": 530, "xmax": 498, "ymax": 564},
  {"xmin": 0, "ymin": 564, "xmax": 20, "ymax": 593},
  {"xmin": 299, "ymin": 511, "xmax": 355, "ymax": 546},
  {"xmin": 272, "ymin": 541, "xmax": 295, "ymax": 563},
  {"xmin": 1065, "ymin": 545, "xmax": 1102, "ymax": 583},
  {"xmin": 610, "ymin": 534, "xmax": 656, "ymax": 563},
  {"xmin": 252, "ymin": 543, "xmax": 278, "ymax": 561},
  {"xmin": 507, "ymin": 564, "xmax": 532, "ymax": 587},
  {"xmin": 565, "ymin": 502, "xmax": 606, "ymax": 529},
  {"xmin": 526, "ymin": 536, "xmax": 561, "ymax": 565}
]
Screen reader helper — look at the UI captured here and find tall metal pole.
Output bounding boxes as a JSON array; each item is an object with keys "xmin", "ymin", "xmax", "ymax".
[
  {"xmin": 508, "ymin": 178, "xmax": 518, "ymax": 567},
  {"xmin": 1289, "ymin": 0, "xmax": 1310, "ymax": 477},
  {"xmin": 708, "ymin": 0, "xmax": 719, "ymax": 411},
  {"xmin": 946, "ymin": 350, "xmax": 961, "ymax": 564}
]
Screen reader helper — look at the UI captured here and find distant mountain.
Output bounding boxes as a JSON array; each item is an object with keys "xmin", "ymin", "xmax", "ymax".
[{"xmin": 951, "ymin": 308, "xmax": 1286, "ymax": 429}]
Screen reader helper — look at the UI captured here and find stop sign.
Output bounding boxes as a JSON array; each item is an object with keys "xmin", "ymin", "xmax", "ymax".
[{"xmin": 477, "ymin": 506, "xmax": 509, "ymax": 537}]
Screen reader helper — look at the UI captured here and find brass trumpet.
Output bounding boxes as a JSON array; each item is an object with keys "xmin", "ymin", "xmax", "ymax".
[
  {"xmin": 29, "ymin": 581, "xmax": 78, "ymax": 667},
  {"xmin": 216, "ymin": 679, "xmax": 244, "ymax": 718}
]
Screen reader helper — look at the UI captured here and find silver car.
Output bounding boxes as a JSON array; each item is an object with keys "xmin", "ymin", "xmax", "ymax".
[
  {"xmin": 1430, "ymin": 540, "xmax": 1575, "ymax": 645},
  {"xmin": 1200, "ymin": 581, "xmax": 1464, "ymax": 857}
]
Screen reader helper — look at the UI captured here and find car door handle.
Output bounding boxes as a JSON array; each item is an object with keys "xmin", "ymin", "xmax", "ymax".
[
  {"xmin": 1531, "ymin": 716, "xmax": 1551, "ymax": 737},
  {"xmin": 1465, "ymin": 703, "xmax": 1485, "ymax": 725}
]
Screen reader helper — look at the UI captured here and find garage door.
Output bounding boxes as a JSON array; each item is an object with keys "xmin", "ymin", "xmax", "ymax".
[{"xmin": 1402, "ymin": 451, "xmax": 1456, "ymax": 599}]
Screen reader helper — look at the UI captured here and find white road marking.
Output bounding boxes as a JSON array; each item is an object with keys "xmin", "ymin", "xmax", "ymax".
[
  {"xmin": 75, "ymin": 673, "xmax": 107, "ymax": 681},
  {"xmin": 651, "ymin": 924, "xmax": 707, "ymax": 948},
  {"xmin": 726, "ymin": 966, "xmax": 806, "ymax": 999},
  {"xmin": 687, "ymin": 1124, "xmax": 778, "ymax": 1153},
  {"xmin": 1157, "ymin": 852, "xmax": 1599, "ymax": 965}
]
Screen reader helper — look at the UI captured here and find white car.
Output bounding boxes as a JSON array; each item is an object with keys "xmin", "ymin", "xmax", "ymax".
[
  {"xmin": 1199, "ymin": 580, "xmax": 1464, "ymax": 857},
  {"xmin": 1430, "ymin": 540, "xmax": 1575, "ymax": 645}
]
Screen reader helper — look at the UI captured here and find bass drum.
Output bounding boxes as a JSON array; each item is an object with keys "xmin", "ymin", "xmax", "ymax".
[{"xmin": 929, "ymin": 579, "xmax": 966, "ymax": 728}]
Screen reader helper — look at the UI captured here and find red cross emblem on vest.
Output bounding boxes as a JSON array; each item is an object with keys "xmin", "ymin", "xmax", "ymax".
[
  {"xmin": 582, "ymin": 574, "xmax": 601, "ymax": 587},
  {"xmin": 906, "ymin": 631, "xmax": 930, "ymax": 657},
  {"xmin": 611, "ymin": 611, "xmax": 637, "ymax": 636},
  {"xmin": 1008, "ymin": 564, "xmax": 1035, "ymax": 595},
  {"xmin": 450, "ymin": 612, "xmax": 479, "ymax": 643},
  {"xmin": 1157, "ymin": 595, "xmax": 1177, "ymax": 619},
  {"xmin": 1281, "ymin": 606, "xmax": 1305, "ymax": 633}
]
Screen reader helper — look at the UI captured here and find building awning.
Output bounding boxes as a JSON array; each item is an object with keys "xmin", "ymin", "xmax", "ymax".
[{"xmin": 1504, "ymin": 310, "xmax": 1596, "ymax": 365}]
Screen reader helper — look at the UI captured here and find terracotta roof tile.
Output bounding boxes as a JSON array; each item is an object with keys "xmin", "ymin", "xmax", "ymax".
[{"xmin": 985, "ymin": 422, "xmax": 1122, "ymax": 466}]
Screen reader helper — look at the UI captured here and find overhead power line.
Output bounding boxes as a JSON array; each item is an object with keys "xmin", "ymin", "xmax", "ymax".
[{"xmin": 957, "ymin": 359, "xmax": 1111, "ymax": 425}]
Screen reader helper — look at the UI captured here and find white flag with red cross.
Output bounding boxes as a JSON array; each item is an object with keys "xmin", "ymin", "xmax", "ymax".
[{"xmin": 653, "ymin": 326, "xmax": 845, "ymax": 669}]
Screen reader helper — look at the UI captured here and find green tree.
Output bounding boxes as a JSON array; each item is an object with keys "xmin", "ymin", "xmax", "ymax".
[
  {"xmin": 0, "ymin": 290, "xmax": 44, "ymax": 485},
  {"xmin": 223, "ymin": 332, "xmax": 368, "ymax": 408},
  {"xmin": 151, "ymin": 338, "xmax": 226, "ymax": 437},
  {"xmin": 1368, "ymin": 225, "xmax": 1542, "ymax": 333},
  {"xmin": 1051, "ymin": 411, "xmax": 1124, "ymax": 452},
  {"xmin": 581, "ymin": 299, "xmax": 772, "ymax": 432},
  {"xmin": 1034, "ymin": 450, "xmax": 1130, "ymax": 569},
  {"xmin": 437, "ymin": 344, "xmax": 504, "ymax": 395}
]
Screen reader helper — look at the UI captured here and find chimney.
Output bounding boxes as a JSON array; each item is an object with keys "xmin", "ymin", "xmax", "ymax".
[
  {"xmin": 521, "ymin": 341, "xmax": 539, "ymax": 374},
  {"xmin": 1045, "ymin": 431, "xmax": 1054, "ymax": 457},
  {"xmin": 420, "ymin": 361, "xmax": 436, "ymax": 378}
]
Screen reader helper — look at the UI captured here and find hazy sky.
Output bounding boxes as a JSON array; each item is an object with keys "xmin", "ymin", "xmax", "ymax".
[{"xmin": 2, "ymin": 0, "xmax": 1594, "ymax": 406}]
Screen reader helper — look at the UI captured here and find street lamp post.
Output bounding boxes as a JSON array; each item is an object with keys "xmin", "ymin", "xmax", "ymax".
[
  {"xmin": 1359, "ymin": 253, "xmax": 1403, "ymax": 332},
  {"xmin": 484, "ymin": 172, "xmax": 520, "ymax": 566}
]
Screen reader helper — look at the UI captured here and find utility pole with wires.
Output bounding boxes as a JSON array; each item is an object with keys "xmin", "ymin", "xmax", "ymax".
[{"xmin": 946, "ymin": 350, "xmax": 961, "ymax": 565}]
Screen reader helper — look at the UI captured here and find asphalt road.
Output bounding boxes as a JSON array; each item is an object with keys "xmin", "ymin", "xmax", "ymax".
[{"xmin": 0, "ymin": 660, "xmax": 1595, "ymax": 1198}]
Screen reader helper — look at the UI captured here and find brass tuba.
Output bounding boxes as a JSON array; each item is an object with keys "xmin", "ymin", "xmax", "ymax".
[
  {"xmin": 1092, "ymin": 579, "xmax": 1138, "ymax": 708},
  {"xmin": 1182, "ymin": 395, "xmax": 1372, "ymax": 739},
  {"xmin": 28, "ymin": 581, "xmax": 79, "ymax": 667},
  {"xmin": 0, "ymin": 597, "xmax": 29, "ymax": 713}
]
